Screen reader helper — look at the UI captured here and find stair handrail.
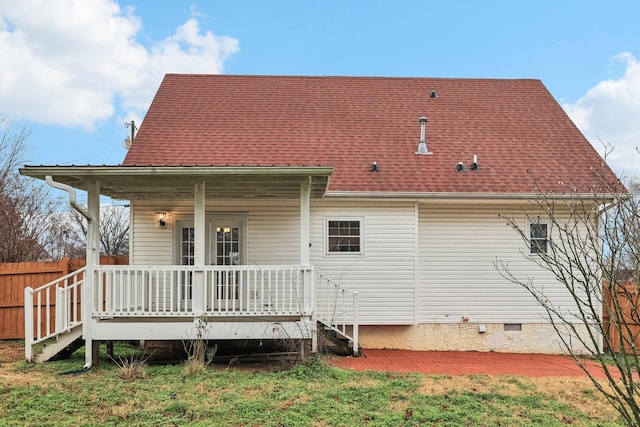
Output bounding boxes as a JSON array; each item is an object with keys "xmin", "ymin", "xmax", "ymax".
[
  {"xmin": 315, "ymin": 270, "xmax": 359, "ymax": 355},
  {"xmin": 24, "ymin": 267, "xmax": 86, "ymax": 362}
]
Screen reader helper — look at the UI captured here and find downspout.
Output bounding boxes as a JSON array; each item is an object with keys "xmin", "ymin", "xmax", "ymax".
[
  {"xmin": 45, "ymin": 175, "xmax": 93, "ymax": 221},
  {"xmin": 45, "ymin": 175, "xmax": 96, "ymax": 368}
]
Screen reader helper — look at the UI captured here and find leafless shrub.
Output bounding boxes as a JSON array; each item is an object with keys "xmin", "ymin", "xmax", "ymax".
[
  {"xmin": 183, "ymin": 315, "xmax": 216, "ymax": 376},
  {"xmin": 110, "ymin": 350, "xmax": 153, "ymax": 381}
]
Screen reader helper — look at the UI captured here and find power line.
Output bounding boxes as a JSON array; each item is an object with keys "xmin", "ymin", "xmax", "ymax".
[{"xmin": 63, "ymin": 146, "xmax": 125, "ymax": 164}]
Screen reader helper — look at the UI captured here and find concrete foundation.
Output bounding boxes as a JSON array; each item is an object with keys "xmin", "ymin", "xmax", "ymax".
[{"xmin": 356, "ymin": 323, "xmax": 595, "ymax": 354}]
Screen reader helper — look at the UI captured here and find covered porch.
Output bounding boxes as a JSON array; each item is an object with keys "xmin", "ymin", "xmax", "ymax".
[{"xmin": 21, "ymin": 165, "xmax": 359, "ymax": 366}]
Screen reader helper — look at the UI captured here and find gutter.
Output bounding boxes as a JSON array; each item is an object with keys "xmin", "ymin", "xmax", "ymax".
[
  {"xmin": 23, "ymin": 165, "xmax": 334, "ymax": 177},
  {"xmin": 45, "ymin": 175, "xmax": 93, "ymax": 221},
  {"xmin": 324, "ymin": 191, "xmax": 619, "ymax": 202}
]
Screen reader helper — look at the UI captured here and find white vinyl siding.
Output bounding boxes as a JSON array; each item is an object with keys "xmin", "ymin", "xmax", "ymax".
[
  {"xmin": 130, "ymin": 199, "xmax": 300, "ymax": 266},
  {"xmin": 130, "ymin": 200, "xmax": 175, "ymax": 265},
  {"xmin": 311, "ymin": 201, "xmax": 416, "ymax": 325},
  {"xmin": 417, "ymin": 204, "xmax": 580, "ymax": 324},
  {"xmin": 130, "ymin": 197, "xmax": 594, "ymax": 329}
]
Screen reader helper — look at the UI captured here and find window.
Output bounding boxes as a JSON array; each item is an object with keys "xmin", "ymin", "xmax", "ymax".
[
  {"xmin": 530, "ymin": 222, "xmax": 548, "ymax": 254},
  {"xmin": 327, "ymin": 219, "xmax": 362, "ymax": 254}
]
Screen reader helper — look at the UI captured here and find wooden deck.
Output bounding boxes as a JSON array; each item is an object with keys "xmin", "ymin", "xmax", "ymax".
[{"xmin": 24, "ymin": 264, "xmax": 359, "ymax": 362}]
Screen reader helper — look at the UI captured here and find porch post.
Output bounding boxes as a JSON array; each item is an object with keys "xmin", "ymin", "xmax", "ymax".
[
  {"xmin": 300, "ymin": 177, "xmax": 311, "ymax": 265},
  {"xmin": 193, "ymin": 181, "xmax": 206, "ymax": 314},
  {"xmin": 84, "ymin": 180, "xmax": 100, "ymax": 368},
  {"xmin": 300, "ymin": 177, "xmax": 316, "ymax": 351}
]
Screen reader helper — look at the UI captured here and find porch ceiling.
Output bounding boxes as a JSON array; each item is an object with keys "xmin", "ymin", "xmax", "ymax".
[{"xmin": 19, "ymin": 166, "xmax": 333, "ymax": 200}]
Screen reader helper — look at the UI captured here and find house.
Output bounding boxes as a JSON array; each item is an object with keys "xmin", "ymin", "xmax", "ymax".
[{"xmin": 20, "ymin": 75, "xmax": 620, "ymax": 366}]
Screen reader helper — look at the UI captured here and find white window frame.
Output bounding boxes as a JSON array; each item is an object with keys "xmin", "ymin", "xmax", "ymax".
[
  {"xmin": 529, "ymin": 220, "xmax": 548, "ymax": 255},
  {"xmin": 208, "ymin": 215, "xmax": 247, "ymax": 266},
  {"xmin": 324, "ymin": 216, "xmax": 364, "ymax": 255},
  {"xmin": 173, "ymin": 214, "xmax": 247, "ymax": 265}
]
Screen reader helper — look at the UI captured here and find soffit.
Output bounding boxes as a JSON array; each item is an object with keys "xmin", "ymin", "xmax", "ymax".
[{"xmin": 19, "ymin": 166, "xmax": 332, "ymax": 200}]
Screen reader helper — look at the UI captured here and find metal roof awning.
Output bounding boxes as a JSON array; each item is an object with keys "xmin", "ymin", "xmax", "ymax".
[{"xmin": 19, "ymin": 165, "xmax": 334, "ymax": 200}]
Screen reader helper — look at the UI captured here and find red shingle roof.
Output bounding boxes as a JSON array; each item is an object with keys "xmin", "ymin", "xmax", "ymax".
[{"xmin": 123, "ymin": 74, "xmax": 618, "ymax": 194}]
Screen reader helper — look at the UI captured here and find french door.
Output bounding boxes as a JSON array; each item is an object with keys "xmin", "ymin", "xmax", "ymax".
[
  {"xmin": 211, "ymin": 219, "xmax": 243, "ymax": 303},
  {"xmin": 177, "ymin": 215, "xmax": 246, "ymax": 308}
]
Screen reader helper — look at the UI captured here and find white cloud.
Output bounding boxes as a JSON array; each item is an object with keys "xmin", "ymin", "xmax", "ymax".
[
  {"xmin": 0, "ymin": 0, "xmax": 239, "ymax": 130},
  {"xmin": 563, "ymin": 53, "xmax": 640, "ymax": 178}
]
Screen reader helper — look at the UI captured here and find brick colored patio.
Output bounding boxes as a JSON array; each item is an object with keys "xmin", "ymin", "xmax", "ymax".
[{"xmin": 328, "ymin": 349, "xmax": 618, "ymax": 379}]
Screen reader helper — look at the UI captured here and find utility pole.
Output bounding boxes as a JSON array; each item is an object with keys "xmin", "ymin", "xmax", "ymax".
[{"xmin": 124, "ymin": 120, "xmax": 137, "ymax": 149}]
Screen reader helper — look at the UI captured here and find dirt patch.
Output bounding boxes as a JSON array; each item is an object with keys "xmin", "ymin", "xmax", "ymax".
[
  {"xmin": 0, "ymin": 341, "xmax": 51, "ymax": 388},
  {"xmin": 0, "ymin": 340, "xmax": 24, "ymax": 364}
]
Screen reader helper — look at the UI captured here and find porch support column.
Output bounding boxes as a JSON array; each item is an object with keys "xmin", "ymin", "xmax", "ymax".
[
  {"xmin": 300, "ymin": 177, "xmax": 311, "ymax": 265},
  {"xmin": 300, "ymin": 177, "xmax": 316, "ymax": 352},
  {"xmin": 84, "ymin": 180, "xmax": 100, "ymax": 368},
  {"xmin": 193, "ymin": 181, "xmax": 206, "ymax": 314}
]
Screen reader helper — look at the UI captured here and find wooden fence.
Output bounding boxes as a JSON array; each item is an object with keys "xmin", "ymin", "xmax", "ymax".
[
  {"xmin": 603, "ymin": 281, "xmax": 640, "ymax": 354},
  {"xmin": 0, "ymin": 256, "xmax": 128, "ymax": 339}
]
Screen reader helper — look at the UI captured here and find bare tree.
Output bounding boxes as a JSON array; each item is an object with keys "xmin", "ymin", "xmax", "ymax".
[
  {"xmin": 70, "ymin": 204, "xmax": 130, "ymax": 256},
  {"xmin": 496, "ymin": 160, "xmax": 640, "ymax": 425},
  {"xmin": 0, "ymin": 116, "xmax": 129, "ymax": 262},
  {"xmin": 0, "ymin": 117, "xmax": 62, "ymax": 262},
  {"xmin": 43, "ymin": 211, "xmax": 86, "ymax": 260}
]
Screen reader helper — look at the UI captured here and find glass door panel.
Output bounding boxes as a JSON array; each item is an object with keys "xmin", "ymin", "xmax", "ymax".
[
  {"xmin": 215, "ymin": 225, "xmax": 240, "ymax": 301},
  {"xmin": 180, "ymin": 226, "xmax": 194, "ymax": 304}
]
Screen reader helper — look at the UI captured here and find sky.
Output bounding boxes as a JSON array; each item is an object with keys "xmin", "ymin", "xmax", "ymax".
[{"xmin": 1, "ymin": 0, "xmax": 639, "ymax": 185}]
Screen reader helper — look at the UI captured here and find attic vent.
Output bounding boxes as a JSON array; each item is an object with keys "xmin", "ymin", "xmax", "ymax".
[
  {"xmin": 415, "ymin": 116, "xmax": 432, "ymax": 155},
  {"xmin": 429, "ymin": 90, "xmax": 438, "ymax": 98}
]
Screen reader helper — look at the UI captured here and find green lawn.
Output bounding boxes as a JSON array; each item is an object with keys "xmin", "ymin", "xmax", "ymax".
[{"xmin": 0, "ymin": 342, "xmax": 624, "ymax": 426}]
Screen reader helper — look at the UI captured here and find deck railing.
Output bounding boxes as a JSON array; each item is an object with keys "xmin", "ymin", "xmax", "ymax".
[
  {"xmin": 24, "ymin": 267, "xmax": 85, "ymax": 361},
  {"xmin": 25, "ymin": 264, "xmax": 360, "ymax": 360},
  {"xmin": 316, "ymin": 271, "xmax": 359, "ymax": 355},
  {"xmin": 93, "ymin": 265, "xmax": 314, "ymax": 318}
]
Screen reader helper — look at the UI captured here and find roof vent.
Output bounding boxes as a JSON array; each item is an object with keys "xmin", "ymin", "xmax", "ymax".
[
  {"xmin": 369, "ymin": 161, "xmax": 379, "ymax": 172},
  {"xmin": 416, "ymin": 116, "xmax": 432, "ymax": 155},
  {"xmin": 470, "ymin": 155, "xmax": 480, "ymax": 171},
  {"xmin": 455, "ymin": 162, "xmax": 466, "ymax": 172},
  {"xmin": 429, "ymin": 90, "xmax": 438, "ymax": 98}
]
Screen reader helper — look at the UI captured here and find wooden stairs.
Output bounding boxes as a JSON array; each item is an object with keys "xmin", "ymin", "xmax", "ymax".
[
  {"xmin": 33, "ymin": 325, "xmax": 84, "ymax": 363},
  {"xmin": 318, "ymin": 321, "xmax": 360, "ymax": 356}
]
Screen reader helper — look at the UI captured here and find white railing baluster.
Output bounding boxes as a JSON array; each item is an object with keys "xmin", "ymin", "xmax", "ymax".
[
  {"xmin": 259, "ymin": 268, "xmax": 264, "ymax": 313},
  {"xmin": 170, "ymin": 270, "xmax": 175, "ymax": 312},
  {"xmin": 353, "ymin": 291, "xmax": 359, "ymax": 355},
  {"xmin": 315, "ymin": 270, "xmax": 359, "ymax": 356},
  {"xmin": 116, "ymin": 270, "xmax": 122, "ymax": 312},
  {"xmin": 84, "ymin": 265, "xmax": 319, "ymax": 321},
  {"xmin": 238, "ymin": 270, "xmax": 244, "ymax": 311},
  {"xmin": 124, "ymin": 270, "xmax": 130, "ymax": 312},
  {"xmin": 154, "ymin": 270, "xmax": 159, "ymax": 312},
  {"xmin": 55, "ymin": 286, "xmax": 64, "ymax": 332},
  {"xmin": 36, "ymin": 292, "xmax": 42, "ymax": 340},
  {"xmin": 24, "ymin": 267, "xmax": 86, "ymax": 361},
  {"xmin": 71, "ymin": 278, "xmax": 77, "ymax": 323},
  {"xmin": 273, "ymin": 269, "xmax": 278, "ymax": 312},
  {"xmin": 45, "ymin": 287, "xmax": 51, "ymax": 337}
]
